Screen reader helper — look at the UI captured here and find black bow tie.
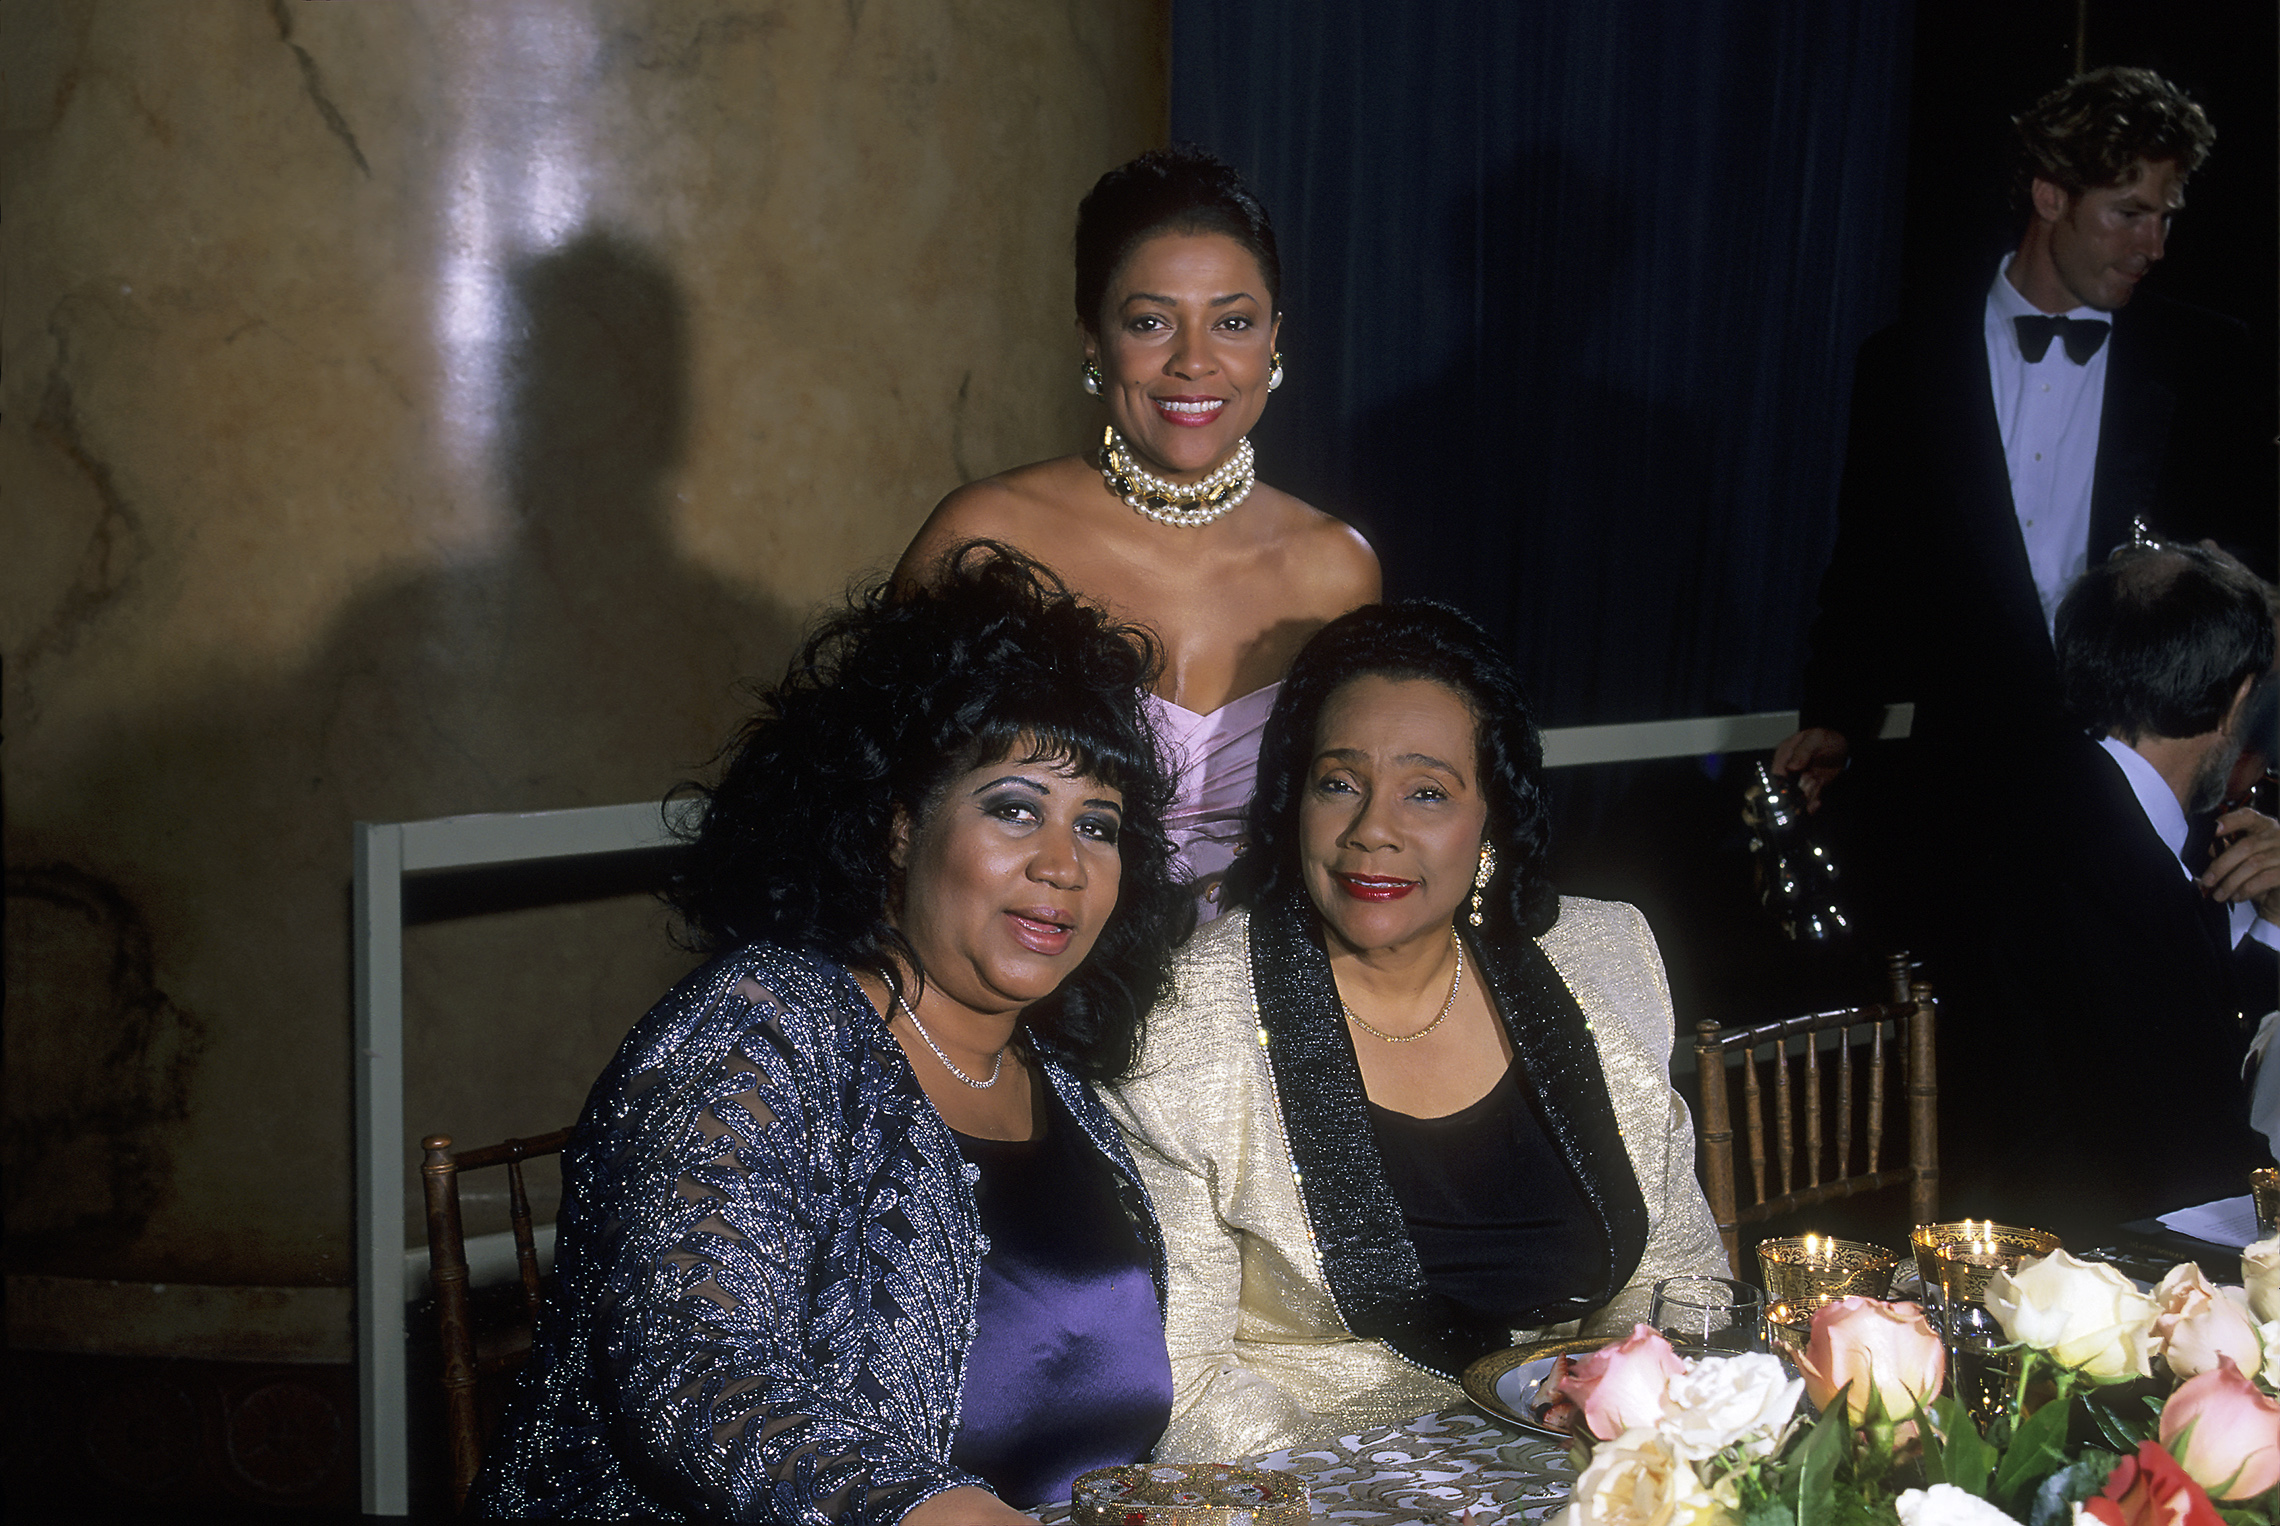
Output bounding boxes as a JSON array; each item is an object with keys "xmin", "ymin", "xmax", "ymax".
[{"xmin": 2015, "ymin": 313, "xmax": 2111, "ymax": 365}]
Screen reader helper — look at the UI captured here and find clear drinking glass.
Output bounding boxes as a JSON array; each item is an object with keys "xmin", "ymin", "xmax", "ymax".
[
  {"xmin": 1650, "ymin": 1275, "xmax": 1769, "ymax": 1358},
  {"xmin": 1944, "ymin": 1300, "xmax": 2016, "ymax": 1431}
]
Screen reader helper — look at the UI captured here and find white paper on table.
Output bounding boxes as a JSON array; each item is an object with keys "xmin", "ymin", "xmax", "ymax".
[{"xmin": 2158, "ymin": 1195, "xmax": 2259, "ymax": 1250}]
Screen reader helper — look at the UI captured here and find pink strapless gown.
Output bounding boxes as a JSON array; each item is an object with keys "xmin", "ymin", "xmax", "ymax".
[{"xmin": 1143, "ymin": 682, "xmax": 1280, "ymax": 923}]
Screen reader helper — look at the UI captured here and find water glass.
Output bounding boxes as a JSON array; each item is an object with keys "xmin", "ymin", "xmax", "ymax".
[
  {"xmin": 1943, "ymin": 1299, "xmax": 2016, "ymax": 1431},
  {"xmin": 1651, "ymin": 1275, "xmax": 1768, "ymax": 1358}
]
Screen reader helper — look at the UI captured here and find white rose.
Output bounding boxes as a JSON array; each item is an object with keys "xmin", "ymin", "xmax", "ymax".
[
  {"xmin": 1895, "ymin": 1484, "xmax": 2022, "ymax": 1526},
  {"xmin": 1562, "ymin": 1428, "xmax": 1732, "ymax": 1526},
  {"xmin": 1658, "ymin": 1353, "xmax": 1804, "ymax": 1461},
  {"xmin": 2243, "ymin": 1235, "xmax": 2280, "ymax": 1325},
  {"xmin": 1985, "ymin": 1250, "xmax": 2160, "ymax": 1382},
  {"xmin": 2152, "ymin": 1263, "xmax": 2267, "ymax": 1382}
]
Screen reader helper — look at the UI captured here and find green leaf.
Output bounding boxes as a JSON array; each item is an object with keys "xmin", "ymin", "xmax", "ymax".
[
  {"xmin": 2085, "ymin": 1392, "xmax": 2154, "ymax": 1451},
  {"xmin": 1793, "ymin": 1397, "xmax": 1849, "ymax": 1526},
  {"xmin": 2027, "ymin": 1452, "xmax": 2123, "ymax": 1526},
  {"xmin": 1993, "ymin": 1393, "xmax": 2074, "ymax": 1514},
  {"xmin": 1928, "ymin": 1396, "xmax": 1997, "ymax": 1497}
]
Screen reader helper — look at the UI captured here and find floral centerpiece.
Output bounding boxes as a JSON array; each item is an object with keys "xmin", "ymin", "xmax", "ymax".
[{"xmin": 1548, "ymin": 1239, "xmax": 2280, "ymax": 1525}]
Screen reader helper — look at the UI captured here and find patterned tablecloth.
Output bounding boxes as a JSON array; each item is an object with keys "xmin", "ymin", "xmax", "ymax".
[{"xmin": 1038, "ymin": 1408, "xmax": 1578, "ymax": 1526}]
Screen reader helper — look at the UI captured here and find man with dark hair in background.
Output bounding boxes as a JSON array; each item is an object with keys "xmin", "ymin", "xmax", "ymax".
[
  {"xmin": 1960, "ymin": 543, "xmax": 2280, "ymax": 1234},
  {"xmin": 1770, "ymin": 67, "xmax": 2276, "ymax": 1234}
]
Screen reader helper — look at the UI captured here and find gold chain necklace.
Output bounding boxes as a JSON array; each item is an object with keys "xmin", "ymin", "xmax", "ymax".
[{"xmin": 1339, "ymin": 934, "xmax": 1465, "ymax": 1043}]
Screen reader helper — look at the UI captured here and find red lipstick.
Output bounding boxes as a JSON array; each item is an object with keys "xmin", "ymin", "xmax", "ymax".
[
  {"xmin": 1152, "ymin": 395, "xmax": 1225, "ymax": 428},
  {"xmin": 1333, "ymin": 873, "xmax": 1417, "ymax": 902}
]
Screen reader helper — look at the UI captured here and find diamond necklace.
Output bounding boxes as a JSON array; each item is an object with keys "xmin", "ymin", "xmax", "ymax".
[
  {"xmin": 1339, "ymin": 934, "xmax": 1464, "ymax": 1043},
  {"xmin": 893, "ymin": 990, "xmax": 1004, "ymax": 1088},
  {"xmin": 1098, "ymin": 425, "xmax": 1256, "ymax": 527}
]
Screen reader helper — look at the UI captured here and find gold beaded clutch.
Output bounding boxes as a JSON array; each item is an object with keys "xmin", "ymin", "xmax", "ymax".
[{"xmin": 1069, "ymin": 1463, "xmax": 1309, "ymax": 1526}]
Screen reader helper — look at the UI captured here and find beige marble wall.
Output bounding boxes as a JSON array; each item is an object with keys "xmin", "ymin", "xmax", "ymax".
[{"xmin": 3, "ymin": 0, "xmax": 1168, "ymax": 1300}]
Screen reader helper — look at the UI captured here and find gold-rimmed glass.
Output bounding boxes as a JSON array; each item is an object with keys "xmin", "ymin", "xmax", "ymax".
[
  {"xmin": 1756, "ymin": 1234, "xmax": 1901, "ymax": 1316},
  {"xmin": 1926, "ymin": 1226, "xmax": 2062, "ymax": 1308},
  {"xmin": 2253, "ymin": 1169, "xmax": 2280, "ymax": 1240},
  {"xmin": 1919, "ymin": 1222, "xmax": 2059, "ymax": 1430}
]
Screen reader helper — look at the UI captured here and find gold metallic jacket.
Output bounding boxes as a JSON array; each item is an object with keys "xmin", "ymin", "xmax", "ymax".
[{"xmin": 1105, "ymin": 893, "xmax": 1726, "ymax": 1461}]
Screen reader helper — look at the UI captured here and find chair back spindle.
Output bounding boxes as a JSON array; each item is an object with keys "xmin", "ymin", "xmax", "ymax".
[
  {"xmin": 1691, "ymin": 955, "xmax": 1940, "ymax": 1269},
  {"xmin": 419, "ymin": 1126, "xmax": 572, "ymax": 1510}
]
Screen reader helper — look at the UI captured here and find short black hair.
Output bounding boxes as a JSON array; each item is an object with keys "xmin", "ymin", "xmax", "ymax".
[
  {"xmin": 2056, "ymin": 543, "xmax": 2275, "ymax": 742},
  {"xmin": 2012, "ymin": 66, "xmax": 2214, "ymax": 211},
  {"xmin": 669, "ymin": 543, "xmax": 1192, "ymax": 1081},
  {"xmin": 1074, "ymin": 143, "xmax": 1282, "ymax": 332},
  {"xmin": 1226, "ymin": 600, "xmax": 1559, "ymax": 940}
]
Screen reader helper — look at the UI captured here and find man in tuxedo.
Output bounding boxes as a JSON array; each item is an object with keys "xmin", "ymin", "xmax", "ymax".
[
  {"xmin": 1776, "ymin": 66, "xmax": 2270, "ymax": 806},
  {"xmin": 1771, "ymin": 68, "xmax": 2275, "ymax": 1232}
]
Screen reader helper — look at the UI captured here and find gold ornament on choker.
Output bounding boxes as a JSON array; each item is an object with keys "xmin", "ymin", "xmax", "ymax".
[
  {"xmin": 1341, "ymin": 933, "xmax": 1464, "ymax": 1044},
  {"xmin": 894, "ymin": 990, "xmax": 1004, "ymax": 1088},
  {"xmin": 1099, "ymin": 426, "xmax": 1255, "ymax": 528}
]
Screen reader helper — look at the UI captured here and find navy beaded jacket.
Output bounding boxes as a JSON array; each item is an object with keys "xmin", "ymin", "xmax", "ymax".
[{"xmin": 471, "ymin": 943, "xmax": 1168, "ymax": 1524}]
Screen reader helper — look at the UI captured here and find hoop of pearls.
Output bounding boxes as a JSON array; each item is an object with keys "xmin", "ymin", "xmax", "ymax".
[{"xmin": 1099, "ymin": 426, "xmax": 1256, "ymax": 528}]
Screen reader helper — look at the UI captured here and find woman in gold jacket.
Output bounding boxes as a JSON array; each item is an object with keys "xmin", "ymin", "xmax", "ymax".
[{"xmin": 1106, "ymin": 600, "xmax": 1726, "ymax": 1461}]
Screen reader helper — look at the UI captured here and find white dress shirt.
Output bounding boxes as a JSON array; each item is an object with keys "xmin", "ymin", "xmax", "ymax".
[
  {"xmin": 2097, "ymin": 735, "xmax": 2280, "ymax": 954},
  {"xmin": 1985, "ymin": 263, "xmax": 2110, "ymax": 633}
]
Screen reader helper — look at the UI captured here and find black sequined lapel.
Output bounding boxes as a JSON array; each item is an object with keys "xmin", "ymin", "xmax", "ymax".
[
  {"xmin": 1471, "ymin": 928, "xmax": 1651, "ymax": 1310},
  {"xmin": 1247, "ymin": 891, "xmax": 1508, "ymax": 1381}
]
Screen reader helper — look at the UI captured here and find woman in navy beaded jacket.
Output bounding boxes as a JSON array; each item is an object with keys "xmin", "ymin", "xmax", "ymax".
[{"xmin": 473, "ymin": 546, "xmax": 1195, "ymax": 1525}]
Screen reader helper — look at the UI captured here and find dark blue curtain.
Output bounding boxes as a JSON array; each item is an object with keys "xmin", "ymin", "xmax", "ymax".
[{"xmin": 1173, "ymin": 2, "xmax": 1914, "ymax": 730}]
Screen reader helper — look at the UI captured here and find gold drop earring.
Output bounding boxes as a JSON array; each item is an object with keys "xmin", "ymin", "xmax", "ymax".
[{"xmin": 1468, "ymin": 842, "xmax": 1496, "ymax": 927}]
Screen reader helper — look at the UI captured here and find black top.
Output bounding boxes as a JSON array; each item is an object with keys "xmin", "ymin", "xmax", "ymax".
[{"xmin": 1364, "ymin": 1054, "xmax": 1607, "ymax": 1328}]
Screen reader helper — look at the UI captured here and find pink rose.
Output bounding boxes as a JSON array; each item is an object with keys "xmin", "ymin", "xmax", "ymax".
[
  {"xmin": 2153, "ymin": 1264, "xmax": 2267, "ymax": 1383},
  {"xmin": 1794, "ymin": 1297, "xmax": 1945, "ymax": 1426},
  {"xmin": 2084, "ymin": 1441, "xmax": 2223, "ymax": 1526},
  {"xmin": 1558, "ymin": 1324, "xmax": 1685, "ymax": 1441},
  {"xmin": 2161, "ymin": 1357, "xmax": 2280, "ymax": 1501}
]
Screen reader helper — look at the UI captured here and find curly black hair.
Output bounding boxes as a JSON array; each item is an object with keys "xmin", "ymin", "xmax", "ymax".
[
  {"xmin": 2012, "ymin": 66, "xmax": 2214, "ymax": 210},
  {"xmin": 1225, "ymin": 600, "xmax": 1559, "ymax": 941},
  {"xmin": 668, "ymin": 543, "xmax": 1192, "ymax": 1081},
  {"xmin": 1074, "ymin": 143, "xmax": 1282, "ymax": 331}
]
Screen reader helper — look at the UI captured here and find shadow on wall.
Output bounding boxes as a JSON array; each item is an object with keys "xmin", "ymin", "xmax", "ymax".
[{"xmin": 7, "ymin": 232, "xmax": 803, "ymax": 1286}]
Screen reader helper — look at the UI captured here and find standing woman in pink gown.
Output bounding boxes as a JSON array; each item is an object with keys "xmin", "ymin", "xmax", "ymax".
[{"xmin": 897, "ymin": 146, "xmax": 1379, "ymax": 916}]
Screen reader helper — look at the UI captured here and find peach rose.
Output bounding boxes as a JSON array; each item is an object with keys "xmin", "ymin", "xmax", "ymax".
[
  {"xmin": 2161, "ymin": 1358, "xmax": 2280, "ymax": 1501},
  {"xmin": 2152, "ymin": 1264, "xmax": 2268, "ymax": 1383},
  {"xmin": 1559, "ymin": 1324, "xmax": 1686, "ymax": 1442},
  {"xmin": 1793, "ymin": 1297, "xmax": 1945, "ymax": 1426},
  {"xmin": 2083, "ymin": 1441, "xmax": 2223, "ymax": 1526}
]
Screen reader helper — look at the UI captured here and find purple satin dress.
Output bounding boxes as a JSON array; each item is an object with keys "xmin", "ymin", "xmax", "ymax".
[
  {"xmin": 947, "ymin": 1084, "xmax": 1172, "ymax": 1507},
  {"xmin": 1144, "ymin": 682, "xmax": 1280, "ymax": 923}
]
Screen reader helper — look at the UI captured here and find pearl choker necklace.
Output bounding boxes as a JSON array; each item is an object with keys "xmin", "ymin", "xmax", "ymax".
[{"xmin": 1099, "ymin": 426, "xmax": 1256, "ymax": 528}]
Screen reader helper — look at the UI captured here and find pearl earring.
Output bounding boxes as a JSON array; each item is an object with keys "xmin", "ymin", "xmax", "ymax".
[
  {"xmin": 1267, "ymin": 351, "xmax": 1285, "ymax": 391},
  {"xmin": 1081, "ymin": 360, "xmax": 1103, "ymax": 396}
]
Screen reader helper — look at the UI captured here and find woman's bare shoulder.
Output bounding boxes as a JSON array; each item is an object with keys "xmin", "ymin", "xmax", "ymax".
[
  {"xmin": 894, "ymin": 456, "xmax": 1093, "ymax": 585},
  {"xmin": 1251, "ymin": 485, "xmax": 1381, "ymax": 611}
]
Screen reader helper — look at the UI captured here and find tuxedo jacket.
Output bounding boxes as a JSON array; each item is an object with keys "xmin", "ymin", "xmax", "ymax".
[
  {"xmin": 1939, "ymin": 735, "xmax": 2266, "ymax": 1239},
  {"xmin": 1801, "ymin": 286, "xmax": 2275, "ymax": 754}
]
